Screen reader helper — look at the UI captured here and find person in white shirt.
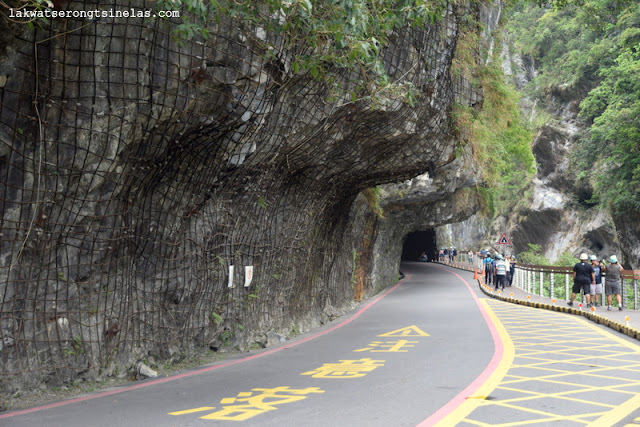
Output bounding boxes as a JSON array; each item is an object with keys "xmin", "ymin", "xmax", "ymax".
[{"xmin": 494, "ymin": 254, "xmax": 510, "ymax": 291}]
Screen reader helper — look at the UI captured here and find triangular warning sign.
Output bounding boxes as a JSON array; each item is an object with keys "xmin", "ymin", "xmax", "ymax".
[
  {"xmin": 378, "ymin": 325, "xmax": 430, "ymax": 337},
  {"xmin": 498, "ymin": 233, "xmax": 510, "ymax": 244}
]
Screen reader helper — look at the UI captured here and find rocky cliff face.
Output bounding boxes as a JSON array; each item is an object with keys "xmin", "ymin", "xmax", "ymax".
[
  {"xmin": 503, "ymin": 50, "xmax": 626, "ymax": 264},
  {"xmin": 613, "ymin": 210, "xmax": 640, "ymax": 270},
  {"xmin": 444, "ymin": 27, "xmax": 631, "ymax": 268},
  {"xmin": 0, "ymin": 1, "xmax": 483, "ymax": 392},
  {"xmin": 367, "ymin": 147, "xmax": 481, "ymax": 289}
]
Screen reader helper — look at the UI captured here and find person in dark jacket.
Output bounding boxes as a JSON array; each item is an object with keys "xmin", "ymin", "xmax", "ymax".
[
  {"xmin": 568, "ymin": 253, "xmax": 595, "ymax": 307},
  {"xmin": 508, "ymin": 255, "xmax": 517, "ymax": 286}
]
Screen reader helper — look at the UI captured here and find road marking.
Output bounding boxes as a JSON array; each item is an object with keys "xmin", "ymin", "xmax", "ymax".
[
  {"xmin": 622, "ymin": 416, "xmax": 640, "ymax": 426},
  {"xmin": 378, "ymin": 325, "xmax": 430, "ymax": 337},
  {"xmin": 353, "ymin": 339, "xmax": 419, "ymax": 352},
  {"xmin": 1, "ymin": 274, "xmax": 414, "ymax": 420},
  {"xmin": 170, "ymin": 387, "xmax": 324, "ymax": 421},
  {"xmin": 432, "ymin": 299, "xmax": 515, "ymax": 426},
  {"xmin": 454, "ymin": 300, "xmax": 640, "ymax": 426},
  {"xmin": 300, "ymin": 358, "xmax": 385, "ymax": 378},
  {"xmin": 418, "ymin": 266, "xmax": 506, "ymax": 426},
  {"xmin": 169, "ymin": 407, "xmax": 215, "ymax": 415}
]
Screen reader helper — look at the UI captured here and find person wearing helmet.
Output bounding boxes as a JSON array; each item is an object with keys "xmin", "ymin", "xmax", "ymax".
[
  {"xmin": 568, "ymin": 253, "xmax": 595, "ymax": 307},
  {"xmin": 494, "ymin": 254, "xmax": 510, "ymax": 291},
  {"xmin": 589, "ymin": 255, "xmax": 604, "ymax": 307},
  {"xmin": 605, "ymin": 255, "xmax": 623, "ymax": 311},
  {"xmin": 483, "ymin": 253, "xmax": 494, "ymax": 286}
]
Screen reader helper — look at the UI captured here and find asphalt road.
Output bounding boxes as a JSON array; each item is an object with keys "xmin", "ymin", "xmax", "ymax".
[{"xmin": 1, "ymin": 262, "xmax": 497, "ymax": 427}]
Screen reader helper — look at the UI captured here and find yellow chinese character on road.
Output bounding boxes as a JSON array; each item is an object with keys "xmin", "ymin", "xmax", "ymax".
[
  {"xmin": 353, "ymin": 340, "xmax": 418, "ymax": 352},
  {"xmin": 198, "ymin": 386, "xmax": 324, "ymax": 421},
  {"xmin": 301, "ymin": 358, "xmax": 385, "ymax": 378},
  {"xmin": 378, "ymin": 325, "xmax": 430, "ymax": 337}
]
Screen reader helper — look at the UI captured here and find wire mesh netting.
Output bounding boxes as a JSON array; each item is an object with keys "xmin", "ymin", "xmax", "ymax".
[{"xmin": 0, "ymin": 0, "xmax": 480, "ymax": 390}]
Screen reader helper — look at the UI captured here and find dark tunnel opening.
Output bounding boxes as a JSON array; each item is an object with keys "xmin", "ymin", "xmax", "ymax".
[{"xmin": 401, "ymin": 229, "xmax": 438, "ymax": 261}]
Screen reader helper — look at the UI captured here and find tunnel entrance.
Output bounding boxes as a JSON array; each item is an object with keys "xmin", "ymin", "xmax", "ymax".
[{"xmin": 402, "ymin": 229, "xmax": 438, "ymax": 261}]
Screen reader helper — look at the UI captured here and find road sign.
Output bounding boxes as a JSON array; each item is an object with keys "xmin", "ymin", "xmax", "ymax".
[{"xmin": 498, "ymin": 234, "xmax": 511, "ymax": 245}]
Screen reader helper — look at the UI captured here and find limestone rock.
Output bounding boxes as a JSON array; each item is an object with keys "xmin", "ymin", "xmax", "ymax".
[{"xmin": 136, "ymin": 362, "xmax": 158, "ymax": 379}]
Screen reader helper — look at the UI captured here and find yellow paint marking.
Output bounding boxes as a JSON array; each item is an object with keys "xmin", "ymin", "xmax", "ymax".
[
  {"xmin": 169, "ymin": 407, "xmax": 215, "ymax": 415},
  {"xmin": 477, "ymin": 399, "xmax": 608, "ymax": 420},
  {"xmin": 498, "ymin": 382, "xmax": 640, "ymax": 400},
  {"xmin": 301, "ymin": 358, "xmax": 385, "ymax": 378},
  {"xmin": 378, "ymin": 325, "xmax": 429, "ymax": 337},
  {"xmin": 353, "ymin": 340, "xmax": 418, "ymax": 352},
  {"xmin": 199, "ymin": 387, "xmax": 324, "ymax": 421},
  {"xmin": 568, "ymin": 319, "xmax": 640, "ymax": 427},
  {"xmin": 434, "ymin": 299, "xmax": 514, "ymax": 426},
  {"xmin": 461, "ymin": 300, "xmax": 640, "ymax": 426},
  {"xmin": 623, "ymin": 416, "xmax": 640, "ymax": 427},
  {"xmin": 500, "ymin": 374, "xmax": 640, "ymax": 395}
]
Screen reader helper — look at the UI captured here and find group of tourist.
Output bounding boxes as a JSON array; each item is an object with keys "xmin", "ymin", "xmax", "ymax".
[
  {"xmin": 438, "ymin": 247, "xmax": 459, "ymax": 263},
  {"xmin": 568, "ymin": 253, "xmax": 623, "ymax": 311},
  {"xmin": 481, "ymin": 252, "xmax": 517, "ymax": 291},
  {"xmin": 439, "ymin": 246, "xmax": 625, "ymax": 311}
]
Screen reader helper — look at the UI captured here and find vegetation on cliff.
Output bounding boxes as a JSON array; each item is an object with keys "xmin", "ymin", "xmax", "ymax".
[
  {"xmin": 452, "ymin": 16, "xmax": 536, "ymax": 218},
  {"xmin": 155, "ymin": 0, "xmax": 449, "ymax": 103},
  {"xmin": 506, "ymin": 0, "xmax": 640, "ymax": 213}
]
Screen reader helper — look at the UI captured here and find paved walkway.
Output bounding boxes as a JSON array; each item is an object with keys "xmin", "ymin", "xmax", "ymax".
[
  {"xmin": 431, "ymin": 262, "xmax": 640, "ymax": 426},
  {"xmin": 480, "ymin": 281, "xmax": 640, "ymax": 339},
  {"xmin": 444, "ymin": 261, "xmax": 640, "ymax": 342},
  {"xmin": 440, "ymin": 298, "xmax": 640, "ymax": 426}
]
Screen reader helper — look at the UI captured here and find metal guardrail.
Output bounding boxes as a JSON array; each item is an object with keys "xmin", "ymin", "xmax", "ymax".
[
  {"xmin": 439, "ymin": 258, "xmax": 640, "ymax": 310},
  {"xmin": 511, "ymin": 263, "xmax": 640, "ymax": 310}
]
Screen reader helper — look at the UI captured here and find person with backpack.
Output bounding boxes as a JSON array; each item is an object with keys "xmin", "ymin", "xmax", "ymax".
[{"xmin": 483, "ymin": 254, "xmax": 494, "ymax": 286}]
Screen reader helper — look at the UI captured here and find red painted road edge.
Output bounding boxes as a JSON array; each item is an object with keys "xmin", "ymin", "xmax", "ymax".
[
  {"xmin": 1, "ymin": 273, "xmax": 412, "ymax": 419},
  {"xmin": 417, "ymin": 265, "xmax": 504, "ymax": 426}
]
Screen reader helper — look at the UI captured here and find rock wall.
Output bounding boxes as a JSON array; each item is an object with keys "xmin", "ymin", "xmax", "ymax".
[
  {"xmin": 446, "ymin": 24, "xmax": 631, "ymax": 267},
  {"xmin": 370, "ymin": 148, "xmax": 481, "ymax": 288},
  {"xmin": 613, "ymin": 209, "xmax": 640, "ymax": 270},
  {"xmin": 502, "ymin": 56, "xmax": 624, "ymax": 263},
  {"xmin": 0, "ymin": 1, "xmax": 482, "ymax": 392}
]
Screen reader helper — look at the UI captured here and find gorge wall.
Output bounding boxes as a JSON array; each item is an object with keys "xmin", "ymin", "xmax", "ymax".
[
  {"xmin": 498, "ymin": 32, "xmax": 628, "ymax": 266},
  {"xmin": 0, "ymin": 0, "xmax": 484, "ymax": 393},
  {"xmin": 443, "ymin": 15, "xmax": 636, "ymax": 270}
]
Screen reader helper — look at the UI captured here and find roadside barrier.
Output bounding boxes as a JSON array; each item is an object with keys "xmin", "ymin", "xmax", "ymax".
[
  {"xmin": 441, "ymin": 258, "xmax": 640, "ymax": 310},
  {"xmin": 435, "ymin": 259, "xmax": 640, "ymax": 340},
  {"xmin": 513, "ymin": 263, "xmax": 640, "ymax": 310}
]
